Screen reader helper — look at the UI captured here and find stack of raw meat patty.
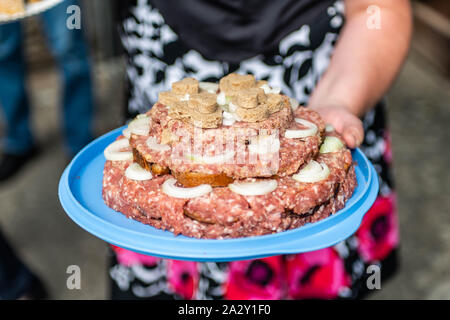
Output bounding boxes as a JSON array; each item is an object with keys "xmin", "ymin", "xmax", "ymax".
[{"xmin": 102, "ymin": 74, "xmax": 357, "ymax": 239}]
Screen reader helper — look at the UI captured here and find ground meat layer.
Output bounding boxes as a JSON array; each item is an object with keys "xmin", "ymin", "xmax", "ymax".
[
  {"xmin": 102, "ymin": 149, "xmax": 356, "ymax": 239},
  {"xmin": 130, "ymin": 102, "xmax": 325, "ymax": 179}
]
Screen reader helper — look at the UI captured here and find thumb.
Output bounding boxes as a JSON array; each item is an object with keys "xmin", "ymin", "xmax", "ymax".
[{"xmin": 341, "ymin": 121, "xmax": 364, "ymax": 149}]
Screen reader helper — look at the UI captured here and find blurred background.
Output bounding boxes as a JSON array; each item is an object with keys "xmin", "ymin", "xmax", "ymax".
[{"xmin": 0, "ymin": 0, "xmax": 448, "ymax": 299}]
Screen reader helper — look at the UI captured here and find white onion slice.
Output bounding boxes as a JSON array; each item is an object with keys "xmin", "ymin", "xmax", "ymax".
[
  {"xmin": 125, "ymin": 163, "xmax": 153, "ymax": 181},
  {"xmin": 122, "ymin": 127, "xmax": 132, "ymax": 139},
  {"xmin": 292, "ymin": 160, "xmax": 330, "ymax": 183},
  {"xmin": 320, "ymin": 136, "xmax": 344, "ymax": 153},
  {"xmin": 146, "ymin": 136, "xmax": 171, "ymax": 152},
  {"xmin": 199, "ymin": 82, "xmax": 219, "ymax": 93},
  {"xmin": 223, "ymin": 110, "xmax": 237, "ymax": 120},
  {"xmin": 248, "ymin": 134, "xmax": 280, "ymax": 155},
  {"xmin": 222, "ymin": 118, "xmax": 236, "ymax": 126},
  {"xmin": 162, "ymin": 178, "xmax": 212, "ymax": 198},
  {"xmin": 260, "ymin": 84, "xmax": 281, "ymax": 94},
  {"xmin": 284, "ymin": 118, "xmax": 318, "ymax": 139},
  {"xmin": 104, "ymin": 139, "xmax": 133, "ymax": 161},
  {"xmin": 222, "ymin": 110, "xmax": 240, "ymax": 125},
  {"xmin": 128, "ymin": 116, "xmax": 151, "ymax": 136},
  {"xmin": 217, "ymin": 92, "xmax": 227, "ymax": 106},
  {"xmin": 289, "ymin": 97, "xmax": 300, "ymax": 111},
  {"xmin": 325, "ymin": 124, "xmax": 335, "ymax": 132},
  {"xmin": 228, "ymin": 179, "xmax": 278, "ymax": 196},
  {"xmin": 185, "ymin": 150, "xmax": 235, "ymax": 164}
]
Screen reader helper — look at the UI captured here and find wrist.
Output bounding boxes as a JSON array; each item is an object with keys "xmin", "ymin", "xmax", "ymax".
[{"xmin": 309, "ymin": 97, "xmax": 364, "ymax": 118}]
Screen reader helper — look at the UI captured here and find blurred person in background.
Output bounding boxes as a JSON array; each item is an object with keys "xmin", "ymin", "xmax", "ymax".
[
  {"xmin": 0, "ymin": 0, "xmax": 93, "ymax": 299},
  {"xmin": 0, "ymin": 228, "xmax": 46, "ymax": 299},
  {"xmin": 109, "ymin": 0, "xmax": 411, "ymax": 299},
  {"xmin": 0, "ymin": 0, "xmax": 94, "ymax": 182}
]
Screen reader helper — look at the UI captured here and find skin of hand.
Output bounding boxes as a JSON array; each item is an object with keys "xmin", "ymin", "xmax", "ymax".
[
  {"xmin": 308, "ymin": 0, "xmax": 412, "ymax": 148},
  {"xmin": 313, "ymin": 104, "xmax": 364, "ymax": 149}
]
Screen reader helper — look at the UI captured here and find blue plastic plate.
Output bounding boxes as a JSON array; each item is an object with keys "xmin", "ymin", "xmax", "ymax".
[{"xmin": 58, "ymin": 127, "xmax": 379, "ymax": 262}]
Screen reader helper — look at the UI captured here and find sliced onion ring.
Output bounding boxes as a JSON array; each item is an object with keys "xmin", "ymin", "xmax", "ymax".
[
  {"xmin": 217, "ymin": 92, "xmax": 227, "ymax": 106},
  {"xmin": 199, "ymin": 82, "xmax": 219, "ymax": 93},
  {"xmin": 248, "ymin": 134, "xmax": 280, "ymax": 155},
  {"xmin": 185, "ymin": 150, "xmax": 235, "ymax": 164},
  {"xmin": 128, "ymin": 116, "xmax": 151, "ymax": 136},
  {"xmin": 162, "ymin": 178, "xmax": 212, "ymax": 198},
  {"xmin": 104, "ymin": 139, "xmax": 133, "ymax": 161},
  {"xmin": 228, "ymin": 179, "xmax": 278, "ymax": 196},
  {"xmin": 284, "ymin": 118, "xmax": 318, "ymax": 139},
  {"xmin": 320, "ymin": 136, "xmax": 344, "ymax": 153},
  {"xmin": 222, "ymin": 118, "xmax": 236, "ymax": 126},
  {"xmin": 325, "ymin": 124, "xmax": 335, "ymax": 132},
  {"xmin": 222, "ymin": 111, "xmax": 237, "ymax": 126},
  {"xmin": 292, "ymin": 160, "xmax": 330, "ymax": 183},
  {"xmin": 260, "ymin": 84, "xmax": 281, "ymax": 94},
  {"xmin": 122, "ymin": 127, "xmax": 132, "ymax": 139},
  {"xmin": 125, "ymin": 163, "xmax": 153, "ymax": 181},
  {"xmin": 289, "ymin": 97, "xmax": 300, "ymax": 111},
  {"xmin": 146, "ymin": 136, "xmax": 171, "ymax": 152}
]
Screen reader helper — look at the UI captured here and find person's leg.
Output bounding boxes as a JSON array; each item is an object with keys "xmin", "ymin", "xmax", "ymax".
[
  {"xmin": 0, "ymin": 228, "xmax": 46, "ymax": 300},
  {"xmin": 0, "ymin": 22, "xmax": 35, "ymax": 155},
  {"xmin": 0, "ymin": 22, "xmax": 39, "ymax": 182},
  {"xmin": 40, "ymin": 0, "xmax": 94, "ymax": 156}
]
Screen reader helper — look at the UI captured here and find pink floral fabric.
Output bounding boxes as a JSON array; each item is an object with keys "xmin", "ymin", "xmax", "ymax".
[
  {"xmin": 356, "ymin": 194, "xmax": 399, "ymax": 262},
  {"xmin": 110, "ymin": 189, "xmax": 399, "ymax": 299}
]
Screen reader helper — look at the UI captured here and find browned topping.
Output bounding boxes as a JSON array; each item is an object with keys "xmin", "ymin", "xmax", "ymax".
[
  {"xmin": 168, "ymin": 100, "xmax": 222, "ymax": 129},
  {"xmin": 235, "ymin": 103, "xmax": 270, "ymax": 123},
  {"xmin": 158, "ymin": 75, "xmax": 292, "ymax": 127},
  {"xmin": 168, "ymin": 101, "xmax": 191, "ymax": 121},
  {"xmin": 188, "ymin": 92, "xmax": 218, "ymax": 114},
  {"xmin": 219, "ymin": 73, "xmax": 255, "ymax": 96},
  {"xmin": 232, "ymin": 87, "xmax": 267, "ymax": 109},
  {"xmin": 158, "ymin": 91, "xmax": 182, "ymax": 107},
  {"xmin": 189, "ymin": 107, "xmax": 223, "ymax": 128},
  {"xmin": 172, "ymin": 77, "xmax": 199, "ymax": 94},
  {"xmin": 265, "ymin": 93, "xmax": 283, "ymax": 114}
]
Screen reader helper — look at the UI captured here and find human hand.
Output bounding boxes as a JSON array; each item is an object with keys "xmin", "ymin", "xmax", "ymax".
[{"xmin": 309, "ymin": 105, "xmax": 364, "ymax": 149}]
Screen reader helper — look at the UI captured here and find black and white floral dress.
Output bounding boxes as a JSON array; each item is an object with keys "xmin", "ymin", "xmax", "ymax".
[{"xmin": 109, "ymin": 0, "xmax": 399, "ymax": 299}]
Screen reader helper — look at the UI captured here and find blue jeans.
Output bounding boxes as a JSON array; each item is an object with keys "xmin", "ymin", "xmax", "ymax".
[
  {"xmin": 0, "ymin": 228, "xmax": 34, "ymax": 299},
  {"xmin": 0, "ymin": 0, "xmax": 93, "ymax": 155}
]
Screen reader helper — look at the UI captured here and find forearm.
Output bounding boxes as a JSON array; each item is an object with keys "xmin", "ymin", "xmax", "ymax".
[{"xmin": 309, "ymin": 0, "xmax": 413, "ymax": 117}]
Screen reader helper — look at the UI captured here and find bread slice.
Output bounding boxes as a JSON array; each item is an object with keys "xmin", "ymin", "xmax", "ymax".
[
  {"xmin": 0, "ymin": 0, "xmax": 25, "ymax": 15},
  {"xmin": 172, "ymin": 171, "xmax": 234, "ymax": 188},
  {"xmin": 132, "ymin": 148, "xmax": 170, "ymax": 176}
]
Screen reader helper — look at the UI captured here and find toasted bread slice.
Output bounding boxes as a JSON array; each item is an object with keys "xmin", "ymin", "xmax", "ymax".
[
  {"xmin": 0, "ymin": 0, "xmax": 25, "ymax": 14},
  {"xmin": 172, "ymin": 171, "xmax": 234, "ymax": 188},
  {"xmin": 132, "ymin": 148, "xmax": 170, "ymax": 176},
  {"xmin": 133, "ymin": 147, "xmax": 234, "ymax": 186}
]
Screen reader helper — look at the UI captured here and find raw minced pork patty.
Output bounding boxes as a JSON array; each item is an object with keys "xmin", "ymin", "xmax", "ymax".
[
  {"xmin": 131, "ymin": 102, "xmax": 325, "ymax": 179},
  {"xmin": 102, "ymin": 148, "xmax": 357, "ymax": 239}
]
